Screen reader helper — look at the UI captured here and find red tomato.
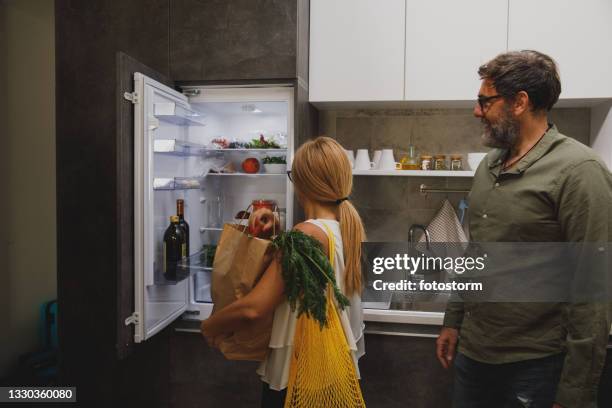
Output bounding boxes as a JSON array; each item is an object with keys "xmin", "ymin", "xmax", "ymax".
[{"xmin": 242, "ymin": 158, "xmax": 260, "ymax": 174}]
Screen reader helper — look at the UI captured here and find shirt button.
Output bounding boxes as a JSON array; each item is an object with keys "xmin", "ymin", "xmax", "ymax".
[{"xmin": 482, "ymin": 214, "xmax": 488, "ymax": 219}]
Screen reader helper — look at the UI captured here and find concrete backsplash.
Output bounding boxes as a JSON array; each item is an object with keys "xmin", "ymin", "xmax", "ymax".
[{"xmin": 318, "ymin": 108, "xmax": 591, "ymax": 241}]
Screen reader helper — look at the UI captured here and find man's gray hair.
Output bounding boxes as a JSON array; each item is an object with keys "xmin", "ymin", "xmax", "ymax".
[{"xmin": 478, "ymin": 50, "xmax": 562, "ymax": 112}]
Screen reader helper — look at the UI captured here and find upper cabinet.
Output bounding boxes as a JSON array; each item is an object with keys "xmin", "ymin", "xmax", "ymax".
[
  {"xmin": 508, "ymin": 0, "xmax": 612, "ymax": 99},
  {"xmin": 170, "ymin": 0, "xmax": 301, "ymax": 81},
  {"xmin": 309, "ymin": 0, "xmax": 406, "ymax": 102},
  {"xmin": 404, "ymin": 0, "xmax": 507, "ymax": 101},
  {"xmin": 310, "ymin": 0, "xmax": 612, "ymax": 102}
]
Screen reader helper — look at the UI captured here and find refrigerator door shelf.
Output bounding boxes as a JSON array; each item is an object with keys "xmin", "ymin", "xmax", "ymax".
[
  {"xmin": 154, "ymin": 139, "xmax": 206, "ymax": 156},
  {"xmin": 153, "ymin": 177, "xmax": 203, "ymax": 190},
  {"xmin": 178, "ymin": 250, "xmax": 214, "ymax": 273},
  {"xmin": 154, "ymin": 102, "xmax": 205, "ymax": 126},
  {"xmin": 151, "ymin": 250, "xmax": 214, "ymax": 287},
  {"xmin": 153, "ymin": 262, "xmax": 191, "ymax": 286}
]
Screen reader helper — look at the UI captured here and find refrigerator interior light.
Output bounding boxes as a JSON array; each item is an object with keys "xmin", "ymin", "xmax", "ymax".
[{"xmin": 241, "ymin": 104, "xmax": 263, "ymax": 114}]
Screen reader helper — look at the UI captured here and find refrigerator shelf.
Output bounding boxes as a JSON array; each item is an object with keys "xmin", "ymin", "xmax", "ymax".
[
  {"xmin": 202, "ymin": 148, "xmax": 287, "ymax": 153},
  {"xmin": 207, "ymin": 172, "xmax": 285, "ymax": 177},
  {"xmin": 154, "ymin": 102, "xmax": 205, "ymax": 126},
  {"xmin": 199, "ymin": 227, "xmax": 224, "ymax": 232},
  {"xmin": 154, "ymin": 139, "xmax": 206, "ymax": 156},
  {"xmin": 153, "ymin": 177, "xmax": 202, "ymax": 190}
]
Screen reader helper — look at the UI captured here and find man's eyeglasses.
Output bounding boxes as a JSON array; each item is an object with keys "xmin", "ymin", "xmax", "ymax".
[
  {"xmin": 286, "ymin": 170, "xmax": 292, "ymax": 182},
  {"xmin": 477, "ymin": 94, "xmax": 503, "ymax": 112}
]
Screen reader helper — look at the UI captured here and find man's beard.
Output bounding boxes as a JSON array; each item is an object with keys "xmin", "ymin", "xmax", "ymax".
[{"xmin": 481, "ymin": 106, "xmax": 520, "ymax": 149}]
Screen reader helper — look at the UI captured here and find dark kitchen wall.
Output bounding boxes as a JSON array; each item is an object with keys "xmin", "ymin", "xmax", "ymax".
[
  {"xmin": 170, "ymin": 0, "xmax": 298, "ymax": 81},
  {"xmin": 56, "ymin": 0, "xmax": 172, "ymax": 406},
  {"xmin": 56, "ymin": 1, "xmax": 314, "ymax": 406}
]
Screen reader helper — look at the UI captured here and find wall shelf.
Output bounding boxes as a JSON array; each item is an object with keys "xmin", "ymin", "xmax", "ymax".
[{"xmin": 352, "ymin": 169, "xmax": 475, "ymax": 177}]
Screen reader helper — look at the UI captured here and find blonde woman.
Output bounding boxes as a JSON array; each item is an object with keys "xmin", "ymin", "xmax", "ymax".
[{"xmin": 201, "ymin": 136, "xmax": 366, "ymax": 407}]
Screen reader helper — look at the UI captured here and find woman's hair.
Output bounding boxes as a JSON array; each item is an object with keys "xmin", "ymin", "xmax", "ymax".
[{"xmin": 291, "ymin": 136, "xmax": 366, "ymax": 296}]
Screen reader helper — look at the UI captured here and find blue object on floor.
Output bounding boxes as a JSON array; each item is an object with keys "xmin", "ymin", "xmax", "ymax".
[{"xmin": 39, "ymin": 299, "xmax": 58, "ymax": 350}]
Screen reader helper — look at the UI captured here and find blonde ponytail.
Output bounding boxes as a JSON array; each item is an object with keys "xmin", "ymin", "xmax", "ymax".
[{"xmin": 337, "ymin": 200, "xmax": 366, "ymax": 296}]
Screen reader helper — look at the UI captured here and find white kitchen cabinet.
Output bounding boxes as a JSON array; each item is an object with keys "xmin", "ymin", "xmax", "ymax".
[
  {"xmin": 309, "ymin": 0, "xmax": 406, "ymax": 102},
  {"xmin": 404, "ymin": 0, "xmax": 508, "ymax": 101},
  {"xmin": 508, "ymin": 0, "xmax": 612, "ymax": 99}
]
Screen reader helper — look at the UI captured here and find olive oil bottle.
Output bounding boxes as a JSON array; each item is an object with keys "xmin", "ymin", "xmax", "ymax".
[{"xmin": 163, "ymin": 215, "xmax": 186, "ymax": 278}]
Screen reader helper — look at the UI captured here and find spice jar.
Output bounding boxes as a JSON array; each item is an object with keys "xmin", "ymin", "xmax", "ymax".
[
  {"xmin": 420, "ymin": 155, "xmax": 433, "ymax": 170},
  {"xmin": 434, "ymin": 155, "xmax": 447, "ymax": 170},
  {"xmin": 450, "ymin": 154, "xmax": 463, "ymax": 171}
]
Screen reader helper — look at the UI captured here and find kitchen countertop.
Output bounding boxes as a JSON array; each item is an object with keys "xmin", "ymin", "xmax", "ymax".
[
  {"xmin": 176, "ymin": 315, "xmax": 612, "ymax": 342},
  {"xmin": 176, "ymin": 311, "xmax": 444, "ymax": 338}
]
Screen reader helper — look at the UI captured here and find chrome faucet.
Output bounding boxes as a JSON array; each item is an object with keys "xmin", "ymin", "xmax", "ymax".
[{"xmin": 409, "ymin": 224, "xmax": 431, "ymax": 250}]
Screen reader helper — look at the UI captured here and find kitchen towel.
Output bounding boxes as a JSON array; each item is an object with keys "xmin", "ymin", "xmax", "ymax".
[{"xmin": 420, "ymin": 199, "xmax": 468, "ymax": 244}]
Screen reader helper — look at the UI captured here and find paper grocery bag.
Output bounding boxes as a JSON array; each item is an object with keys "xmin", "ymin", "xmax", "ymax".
[{"xmin": 209, "ymin": 223, "xmax": 275, "ymax": 361}]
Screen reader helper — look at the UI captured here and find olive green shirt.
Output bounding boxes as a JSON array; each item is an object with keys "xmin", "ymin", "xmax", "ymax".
[{"xmin": 443, "ymin": 124, "xmax": 612, "ymax": 408}]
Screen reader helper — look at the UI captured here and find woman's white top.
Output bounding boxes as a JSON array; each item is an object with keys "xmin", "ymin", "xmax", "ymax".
[{"xmin": 256, "ymin": 218, "xmax": 366, "ymax": 391}]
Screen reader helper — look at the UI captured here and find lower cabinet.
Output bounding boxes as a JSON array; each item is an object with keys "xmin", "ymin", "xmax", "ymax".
[
  {"xmin": 166, "ymin": 328, "xmax": 612, "ymax": 408},
  {"xmin": 167, "ymin": 330, "xmax": 453, "ymax": 407},
  {"xmin": 358, "ymin": 334, "xmax": 454, "ymax": 408}
]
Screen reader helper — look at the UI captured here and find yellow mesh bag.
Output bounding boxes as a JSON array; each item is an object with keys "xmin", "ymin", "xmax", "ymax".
[{"xmin": 284, "ymin": 223, "xmax": 366, "ymax": 408}]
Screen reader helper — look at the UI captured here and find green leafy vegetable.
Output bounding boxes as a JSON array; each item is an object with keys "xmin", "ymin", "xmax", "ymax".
[
  {"xmin": 247, "ymin": 134, "xmax": 281, "ymax": 149},
  {"xmin": 262, "ymin": 156, "xmax": 286, "ymax": 164},
  {"xmin": 272, "ymin": 230, "xmax": 349, "ymax": 328}
]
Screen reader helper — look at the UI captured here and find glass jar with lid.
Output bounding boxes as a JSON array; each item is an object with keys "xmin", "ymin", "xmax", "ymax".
[
  {"xmin": 433, "ymin": 154, "xmax": 447, "ymax": 170},
  {"xmin": 420, "ymin": 155, "xmax": 433, "ymax": 170},
  {"xmin": 450, "ymin": 154, "xmax": 463, "ymax": 171}
]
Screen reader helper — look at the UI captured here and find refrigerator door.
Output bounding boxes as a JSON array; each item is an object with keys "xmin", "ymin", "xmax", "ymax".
[{"xmin": 133, "ymin": 72, "xmax": 195, "ymax": 342}]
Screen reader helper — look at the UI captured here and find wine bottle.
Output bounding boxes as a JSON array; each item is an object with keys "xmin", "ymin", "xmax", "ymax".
[
  {"xmin": 176, "ymin": 199, "xmax": 190, "ymax": 257},
  {"xmin": 163, "ymin": 215, "xmax": 186, "ymax": 279}
]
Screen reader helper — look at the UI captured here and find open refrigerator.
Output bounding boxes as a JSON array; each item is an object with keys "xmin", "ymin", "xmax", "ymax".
[{"xmin": 130, "ymin": 73, "xmax": 294, "ymax": 343}]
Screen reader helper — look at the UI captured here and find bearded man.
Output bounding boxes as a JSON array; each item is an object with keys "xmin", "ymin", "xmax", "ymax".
[{"xmin": 436, "ymin": 50, "xmax": 612, "ymax": 408}]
